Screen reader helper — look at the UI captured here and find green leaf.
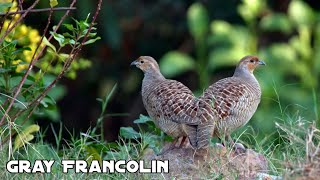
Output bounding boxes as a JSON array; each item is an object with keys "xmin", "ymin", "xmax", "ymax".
[
  {"xmin": 260, "ymin": 13, "xmax": 293, "ymax": 34},
  {"xmin": 57, "ymin": 53, "xmax": 69, "ymax": 62},
  {"xmin": 83, "ymin": 37, "xmax": 101, "ymax": 45},
  {"xmin": 159, "ymin": 51, "xmax": 195, "ymax": 78},
  {"xmin": 63, "ymin": 24, "xmax": 74, "ymax": 31},
  {"xmin": 238, "ymin": 0, "xmax": 265, "ymax": 22},
  {"xmin": 68, "ymin": 39, "xmax": 76, "ymax": 45},
  {"xmin": 62, "ymin": 32, "xmax": 73, "ymax": 38},
  {"xmin": 0, "ymin": 2, "xmax": 12, "ymax": 13},
  {"xmin": 51, "ymin": 32, "xmax": 67, "ymax": 47},
  {"xmin": 14, "ymin": 124, "xmax": 40, "ymax": 152},
  {"xmin": 133, "ymin": 114, "xmax": 152, "ymax": 124},
  {"xmin": 10, "ymin": 76, "xmax": 34, "ymax": 88},
  {"xmin": 40, "ymin": 95, "xmax": 56, "ymax": 108},
  {"xmin": 119, "ymin": 127, "xmax": 140, "ymax": 139},
  {"xmin": 49, "ymin": 0, "xmax": 58, "ymax": 8},
  {"xmin": 187, "ymin": 3, "xmax": 209, "ymax": 39},
  {"xmin": 210, "ymin": 20, "xmax": 232, "ymax": 35},
  {"xmin": 288, "ymin": 0, "xmax": 315, "ymax": 27},
  {"xmin": 43, "ymin": 36, "xmax": 57, "ymax": 52},
  {"xmin": 88, "ymin": 32, "xmax": 97, "ymax": 38},
  {"xmin": 84, "ymin": 146, "xmax": 102, "ymax": 165}
]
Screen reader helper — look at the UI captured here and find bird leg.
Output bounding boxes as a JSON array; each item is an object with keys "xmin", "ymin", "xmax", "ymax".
[
  {"xmin": 158, "ymin": 137, "xmax": 184, "ymax": 155},
  {"xmin": 226, "ymin": 134, "xmax": 246, "ymax": 154},
  {"xmin": 178, "ymin": 136, "xmax": 187, "ymax": 148},
  {"xmin": 217, "ymin": 134, "xmax": 246, "ymax": 154},
  {"xmin": 233, "ymin": 142, "xmax": 246, "ymax": 154}
]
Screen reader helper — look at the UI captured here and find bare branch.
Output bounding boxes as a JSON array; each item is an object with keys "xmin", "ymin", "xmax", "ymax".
[
  {"xmin": 1, "ymin": 0, "xmax": 102, "ymax": 145},
  {"xmin": 0, "ymin": 7, "xmax": 76, "ymax": 16},
  {"xmin": 1, "ymin": 0, "xmax": 78, "ymax": 125},
  {"xmin": 0, "ymin": 0, "xmax": 15, "ymax": 33},
  {"xmin": 25, "ymin": 0, "xmax": 103, "ymax": 120},
  {"xmin": 0, "ymin": 0, "xmax": 40, "ymax": 124},
  {"xmin": 0, "ymin": 0, "xmax": 40, "ymax": 43}
]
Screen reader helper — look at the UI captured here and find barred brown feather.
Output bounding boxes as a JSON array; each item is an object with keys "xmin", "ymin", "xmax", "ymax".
[
  {"xmin": 132, "ymin": 56, "xmax": 199, "ymax": 148},
  {"xmin": 196, "ymin": 55, "xmax": 265, "ymax": 148}
]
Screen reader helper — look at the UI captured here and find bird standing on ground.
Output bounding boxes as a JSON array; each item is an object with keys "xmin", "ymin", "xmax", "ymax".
[
  {"xmin": 196, "ymin": 55, "xmax": 265, "ymax": 149},
  {"xmin": 131, "ymin": 56, "xmax": 200, "ymax": 153}
]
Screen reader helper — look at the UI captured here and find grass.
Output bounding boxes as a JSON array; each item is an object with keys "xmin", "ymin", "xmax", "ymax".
[
  {"xmin": 0, "ymin": 86, "xmax": 319, "ymax": 179},
  {"xmin": 0, "ymin": 129, "xmax": 147, "ymax": 179},
  {"xmin": 0, "ymin": 114, "xmax": 319, "ymax": 179}
]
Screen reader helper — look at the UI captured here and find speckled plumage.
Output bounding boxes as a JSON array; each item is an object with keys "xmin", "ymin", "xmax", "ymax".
[
  {"xmin": 131, "ymin": 56, "xmax": 199, "ymax": 148},
  {"xmin": 196, "ymin": 55, "xmax": 265, "ymax": 148}
]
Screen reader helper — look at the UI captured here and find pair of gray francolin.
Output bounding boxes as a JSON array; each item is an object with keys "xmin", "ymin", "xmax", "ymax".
[{"xmin": 131, "ymin": 55, "xmax": 265, "ymax": 155}]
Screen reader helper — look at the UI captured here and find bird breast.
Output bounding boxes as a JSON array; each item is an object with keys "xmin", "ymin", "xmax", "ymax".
[{"xmin": 200, "ymin": 77, "xmax": 261, "ymax": 133}]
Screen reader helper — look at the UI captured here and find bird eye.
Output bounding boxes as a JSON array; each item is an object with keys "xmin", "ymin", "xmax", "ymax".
[
  {"xmin": 250, "ymin": 59, "xmax": 254, "ymax": 63},
  {"xmin": 140, "ymin": 60, "xmax": 144, "ymax": 64}
]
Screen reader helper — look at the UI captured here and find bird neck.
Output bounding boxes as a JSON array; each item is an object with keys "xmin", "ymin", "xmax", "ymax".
[
  {"xmin": 142, "ymin": 70, "xmax": 165, "ymax": 97},
  {"xmin": 233, "ymin": 67, "xmax": 258, "ymax": 84},
  {"xmin": 143, "ymin": 70, "xmax": 165, "ymax": 82}
]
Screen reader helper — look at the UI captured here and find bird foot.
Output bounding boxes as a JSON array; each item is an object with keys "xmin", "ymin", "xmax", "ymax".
[
  {"xmin": 215, "ymin": 141, "xmax": 246, "ymax": 154},
  {"xmin": 215, "ymin": 142, "xmax": 225, "ymax": 148},
  {"xmin": 233, "ymin": 142, "xmax": 246, "ymax": 154}
]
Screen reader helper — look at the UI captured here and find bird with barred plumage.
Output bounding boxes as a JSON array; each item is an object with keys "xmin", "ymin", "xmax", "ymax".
[
  {"xmin": 131, "ymin": 55, "xmax": 265, "ymax": 155},
  {"xmin": 131, "ymin": 56, "xmax": 201, "ymax": 153},
  {"xmin": 196, "ymin": 55, "xmax": 265, "ymax": 149}
]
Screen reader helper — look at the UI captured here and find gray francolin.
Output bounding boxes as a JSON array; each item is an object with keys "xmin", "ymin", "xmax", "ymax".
[
  {"xmin": 197, "ymin": 55, "xmax": 265, "ymax": 149},
  {"xmin": 131, "ymin": 56, "xmax": 200, "ymax": 153}
]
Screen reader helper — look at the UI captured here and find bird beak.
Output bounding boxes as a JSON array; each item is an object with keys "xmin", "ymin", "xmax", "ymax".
[
  {"xmin": 258, "ymin": 60, "xmax": 266, "ymax": 65},
  {"xmin": 130, "ymin": 60, "xmax": 138, "ymax": 66}
]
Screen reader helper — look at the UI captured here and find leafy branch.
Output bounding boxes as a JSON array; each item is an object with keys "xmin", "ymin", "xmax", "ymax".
[{"xmin": 0, "ymin": 0, "xmax": 103, "ymax": 156}]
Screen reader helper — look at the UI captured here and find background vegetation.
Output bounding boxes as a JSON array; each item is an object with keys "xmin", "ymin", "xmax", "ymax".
[{"xmin": 0, "ymin": 0, "xmax": 320, "ymax": 178}]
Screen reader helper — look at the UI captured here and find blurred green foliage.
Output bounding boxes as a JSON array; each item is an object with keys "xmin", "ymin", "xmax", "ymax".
[
  {"xmin": 41, "ymin": 14, "xmax": 100, "ymax": 79},
  {"xmin": 0, "ymin": 0, "xmax": 100, "ymax": 152},
  {"xmin": 160, "ymin": 0, "xmax": 320, "ymax": 138},
  {"xmin": 121, "ymin": 114, "xmax": 170, "ymax": 154}
]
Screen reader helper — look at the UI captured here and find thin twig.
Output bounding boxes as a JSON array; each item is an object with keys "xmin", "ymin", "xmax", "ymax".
[
  {"xmin": 0, "ymin": 7, "xmax": 76, "ymax": 16},
  {"xmin": 0, "ymin": 93, "xmax": 27, "ymax": 109},
  {"xmin": 1, "ymin": 2, "xmax": 41, "ymax": 155},
  {"xmin": 25, "ymin": 0, "xmax": 102, "ymax": 120},
  {"xmin": 0, "ymin": 0, "xmax": 14, "ymax": 33},
  {"xmin": 1, "ymin": 0, "xmax": 102, "ymax": 146},
  {"xmin": 2, "ymin": 0, "xmax": 77, "ymax": 125},
  {"xmin": 18, "ymin": 0, "xmax": 23, "ymax": 11},
  {"xmin": 0, "ymin": 0, "xmax": 77, "ymax": 144},
  {"xmin": 0, "ymin": 0, "xmax": 40, "ymax": 43}
]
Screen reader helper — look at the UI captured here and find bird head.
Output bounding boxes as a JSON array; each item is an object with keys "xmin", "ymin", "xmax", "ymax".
[
  {"xmin": 130, "ymin": 56, "xmax": 160, "ymax": 73},
  {"xmin": 237, "ymin": 55, "xmax": 265, "ymax": 74}
]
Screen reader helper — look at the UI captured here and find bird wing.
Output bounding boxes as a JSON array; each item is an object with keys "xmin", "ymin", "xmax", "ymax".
[
  {"xmin": 200, "ymin": 77, "xmax": 257, "ymax": 121},
  {"xmin": 152, "ymin": 80, "xmax": 202, "ymax": 125}
]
